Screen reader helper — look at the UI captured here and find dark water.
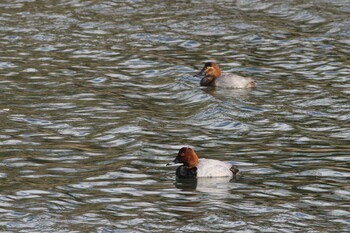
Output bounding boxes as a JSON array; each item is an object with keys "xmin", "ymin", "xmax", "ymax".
[{"xmin": 1, "ymin": 0, "xmax": 350, "ymax": 232}]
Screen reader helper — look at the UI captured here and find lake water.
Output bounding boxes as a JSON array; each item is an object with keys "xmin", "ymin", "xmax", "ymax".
[{"xmin": 0, "ymin": 0, "xmax": 349, "ymax": 232}]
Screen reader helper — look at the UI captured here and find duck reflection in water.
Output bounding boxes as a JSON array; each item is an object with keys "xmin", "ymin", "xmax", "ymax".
[{"xmin": 175, "ymin": 176, "xmax": 238, "ymax": 193}]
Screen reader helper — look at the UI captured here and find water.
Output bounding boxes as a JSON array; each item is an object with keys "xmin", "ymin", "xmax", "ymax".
[{"xmin": 1, "ymin": 0, "xmax": 349, "ymax": 232}]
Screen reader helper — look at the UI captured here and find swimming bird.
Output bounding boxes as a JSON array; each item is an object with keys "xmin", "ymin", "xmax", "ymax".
[
  {"xmin": 167, "ymin": 147, "xmax": 239, "ymax": 178},
  {"xmin": 195, "ymin": 62, "xmax": 256, "ymax": 88}
]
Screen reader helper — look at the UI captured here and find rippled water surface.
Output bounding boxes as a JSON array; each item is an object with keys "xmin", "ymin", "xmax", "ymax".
[{"xmin": 1, "ymin": 0, "xmax": 350, "ymax": 232}]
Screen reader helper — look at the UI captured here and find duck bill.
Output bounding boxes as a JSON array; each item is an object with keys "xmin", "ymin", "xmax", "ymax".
[
  {"xmin": 194, "ymin": 69, "xmax": 205, "ymax": 78},
  {"xmin": 166, "ymin": 157, "xmax": 180, "ymax": 166}
]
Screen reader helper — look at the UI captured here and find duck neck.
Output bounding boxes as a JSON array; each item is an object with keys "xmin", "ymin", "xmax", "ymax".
[{"xmin": 200, "ymin": 76, "xmax": 216, "ymax": 86}]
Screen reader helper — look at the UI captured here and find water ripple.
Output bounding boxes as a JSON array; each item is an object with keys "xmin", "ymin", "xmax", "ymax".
[{"xmin": 0, "ymin": 0, "xmax": 349, "ymax": 232}]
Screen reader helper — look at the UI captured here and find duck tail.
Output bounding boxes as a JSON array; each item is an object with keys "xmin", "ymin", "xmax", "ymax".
[
  {"xmin": 246, "ymin": 79, "xmax": 256, "ymax": 88},
  {"xmin": 230, "ymin": 165, "xmax": 240, "ymax": 175}
]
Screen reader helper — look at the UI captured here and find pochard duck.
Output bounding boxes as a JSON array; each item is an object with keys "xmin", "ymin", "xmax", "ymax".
[
  {"xmin": 167, "ymin": 147, "xmax": 239, "ymax": 178},
  {"xmin": 195, "ymin": 62, "xmax": 256, "ymax": 88}
]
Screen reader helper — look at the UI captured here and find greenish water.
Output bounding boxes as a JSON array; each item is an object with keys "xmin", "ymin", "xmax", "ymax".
[{"xmin": 0, "ymin": 0, "xmax": 349, "ymax": 232}]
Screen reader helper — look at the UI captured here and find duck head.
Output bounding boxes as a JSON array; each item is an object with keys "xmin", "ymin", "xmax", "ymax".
[
  {"xmin": 195, "ymin": 62, "xmax": 221, "ymax": 78},
  {"xmin": 167, "ymin": 147, "xmax": 199, "ymax": 168}
]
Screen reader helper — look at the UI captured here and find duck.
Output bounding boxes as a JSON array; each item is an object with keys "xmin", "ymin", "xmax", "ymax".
[
  {"xmin": 195, "ymin": 62, "xmax": 256, "ymax": 88},
  {"xmin": 167, "ymin": 147, "xmax": 239, "ymax": 178}
]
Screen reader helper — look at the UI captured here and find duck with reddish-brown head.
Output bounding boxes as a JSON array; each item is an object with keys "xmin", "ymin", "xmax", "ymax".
[
  {"xmin": 196, "ymin": 62, "xmax": 256, "ymax": 88},
  {"xmin": 167, "ymin": 147, "xmax": 239, "ymax": 179}
]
